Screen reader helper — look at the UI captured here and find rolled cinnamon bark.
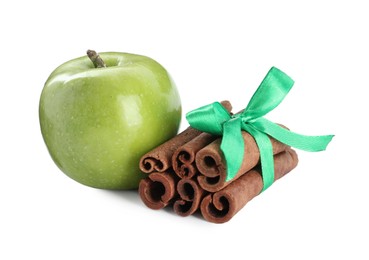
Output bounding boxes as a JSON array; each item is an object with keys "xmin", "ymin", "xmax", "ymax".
[
  {"xmin": 173, "ymin": 178, "xmax": 208, "ymax": 216},
  {"xmin": 196, "ymin": 131, "xmax": 289, "ymax": 192},
  {"xmin": 200, "ymin": 148, "xmax": 299, "ymax": 224},
  {"xmin": 172, "ymin": 133, "xmax": 216, "ymax": 179},
  {"xmin": 138, "ymin": 171, "xmax": 179, "ymax": 210},
  {"xmin": 139, "ymin": 100, "xmax": 232, "ymax": 174},
  {"xmin": 171, "ymin": 101, "xmax": 233, "ymax": 178},
  {"xmin": 139, "ymin": 127, "xmax": 202, "ymax": 174}
]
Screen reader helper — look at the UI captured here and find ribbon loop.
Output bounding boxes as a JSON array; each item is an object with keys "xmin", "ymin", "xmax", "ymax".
[
  {"xmin": 186, "ymin": 102, "xmax": 231, "ymax": 135},
  {"xmin": 242, "ymin": 67, "xmax": 294, "ymax": 120},
  {"xmin": 186, "ymin": 67, "xmax": 334, "ymax": 192}
]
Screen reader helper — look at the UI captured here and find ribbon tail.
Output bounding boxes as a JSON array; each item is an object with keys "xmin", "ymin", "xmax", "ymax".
[
  {"xmin": 221, "ymin": 118, "xmax": 244, "ymax": 181},
  {"xmin": 253, "ymin": 118, "xmax": 334, "ymax": 152},
  {"xmin": 245, "ymin": 126, "xmax": 275, "ymax": 192}
]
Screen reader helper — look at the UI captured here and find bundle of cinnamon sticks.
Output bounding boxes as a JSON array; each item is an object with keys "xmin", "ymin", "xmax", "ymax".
[{"xmin": 138, "ymin": 101, "xmax": 299, "ymax": 223}]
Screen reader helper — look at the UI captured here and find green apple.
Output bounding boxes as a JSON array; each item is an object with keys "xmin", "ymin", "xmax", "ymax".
[{"xmin": 39, "ymin": 50, "xmax": 181, "ymax": 189}]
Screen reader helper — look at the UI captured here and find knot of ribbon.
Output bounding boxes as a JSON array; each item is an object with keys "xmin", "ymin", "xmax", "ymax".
[{"xmin": 186, "ymin": 67, "xmax": 334, "ymax": 192}]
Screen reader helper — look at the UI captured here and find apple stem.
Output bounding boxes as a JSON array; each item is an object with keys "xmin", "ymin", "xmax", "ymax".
[{"xmin": 87, "ymin": 50, "xmax": 107, "ymax": 68}]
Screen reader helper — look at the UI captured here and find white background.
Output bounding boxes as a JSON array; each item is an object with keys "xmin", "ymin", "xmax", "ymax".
[{"xmin": 1, "ymin": 0, "xmax": 368, "ymax": 259}]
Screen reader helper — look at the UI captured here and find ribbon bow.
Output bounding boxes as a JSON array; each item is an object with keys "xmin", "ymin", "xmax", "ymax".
[{"xmin": 186, "ymin": 67, "xmax": 334, "ymax": 191}]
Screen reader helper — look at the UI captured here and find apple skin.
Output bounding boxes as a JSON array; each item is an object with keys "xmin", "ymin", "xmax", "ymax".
[{"xmin": 39, "ymin": 52, "xmax": 181, "ymax": 189}]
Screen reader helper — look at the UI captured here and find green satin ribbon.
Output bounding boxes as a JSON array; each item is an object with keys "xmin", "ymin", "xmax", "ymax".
[{"xmin": 186, "ymin": 67, "xmax": 334, "ymax": 192}]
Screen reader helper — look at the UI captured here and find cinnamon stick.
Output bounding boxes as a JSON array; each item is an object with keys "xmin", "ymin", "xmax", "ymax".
[
  {"xmin": 138, "ymin": 171, "xmax": 179, "ymax": 210},
  {"xmin": 173, "ymin": 178, "xmax": 208, "ymax": 216},
  {"xmin": 200, "ymin": 148, "xmax": 299, "ymax": 224},
  {"xmin": 172, "ymin": 132, "xmax": 217, "ymax": 178},
  {"xmin": 196, "ymin": 131, "xmax": 289, "ymax": 192},
  {"xmin": 139, "ymin": 100, "xmax": 232, "ymax": 174},
  {"xmin": 172, "ymin": 101, "xmax": 234, "ymax": 178},
  {"xmin": 139, "ymin": 127, "xmax": 202, "ymax": 174}
]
